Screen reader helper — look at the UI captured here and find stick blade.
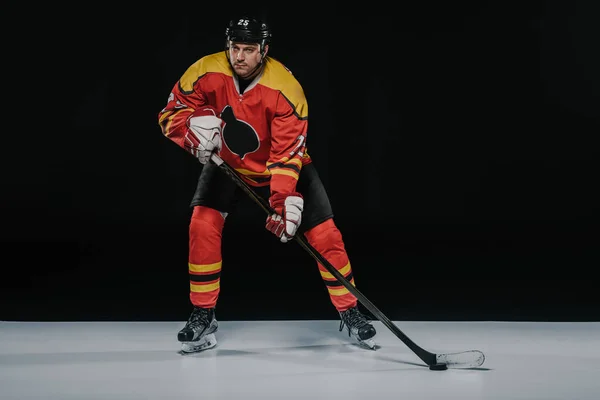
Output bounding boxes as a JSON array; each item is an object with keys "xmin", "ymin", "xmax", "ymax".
[{"xmin": 436, "ymin": 350, "xmax": 485, "ymax": 369}]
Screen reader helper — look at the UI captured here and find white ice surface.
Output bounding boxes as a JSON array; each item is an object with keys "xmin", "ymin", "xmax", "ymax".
[{"xmin": 1, "ymin": 320, "xmax": 599, "ymax": 399}]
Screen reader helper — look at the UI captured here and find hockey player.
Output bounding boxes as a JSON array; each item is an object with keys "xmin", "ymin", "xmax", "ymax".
[{"xmin": 158, "ymin": 15, "xmax": 377, "ymax": 353}]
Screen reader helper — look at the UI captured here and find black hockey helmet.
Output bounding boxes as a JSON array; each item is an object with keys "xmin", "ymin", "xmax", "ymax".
[{"xmin": 225, "ymin": 16, "xmax": 272, "ymax": 52}]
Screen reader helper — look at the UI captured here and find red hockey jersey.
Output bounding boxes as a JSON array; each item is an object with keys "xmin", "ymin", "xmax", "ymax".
[{"xmin": 158, "ymin": 51, "xmax": 311, "ymax": 196}]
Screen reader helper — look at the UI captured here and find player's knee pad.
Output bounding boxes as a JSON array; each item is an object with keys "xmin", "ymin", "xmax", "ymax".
[
  {"xmin": 190, "ymin": 206, "xmax": 226, "ymax": 238},
  {"xmin": 304, "ymin": 218, "xmax": 344, "ymax": 251}
]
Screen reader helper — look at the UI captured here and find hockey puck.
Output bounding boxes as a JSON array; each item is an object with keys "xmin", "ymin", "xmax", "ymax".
[{"xmin": 429, "ymin": 363, "xmax": 448, "ymax": 371}]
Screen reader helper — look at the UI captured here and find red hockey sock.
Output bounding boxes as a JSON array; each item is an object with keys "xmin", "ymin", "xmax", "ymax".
[
  {"xmin": 188, "ymin": 206, "xmax": 225, "ymax": 308},
  {"xmin": 304, "ymin": 219, "xmax": 358, "ymax": 312}
]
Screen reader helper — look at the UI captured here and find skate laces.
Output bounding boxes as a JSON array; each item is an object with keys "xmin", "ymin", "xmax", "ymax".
[
  {"xmin": 187, "ymin": 307, "xmax": 211, "ymax": 330},
  {"xmin": 339, "ymin": 307, "xmax": 369, "ymax": 334}
]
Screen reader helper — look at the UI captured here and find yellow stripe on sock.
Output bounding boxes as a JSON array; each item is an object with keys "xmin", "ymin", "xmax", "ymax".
[
  {"xmin": 320, "ymin": 262, "xmax": 351, "ymax": 280},
  {"xmin": 190, "ymin": 281, "xmax": 220, "ymax": 293},
  {"xmin": 327, "ymin": 279, "xmax": 355, "ymax": 296},
  {"xmin": 189, "ymin": 261, "xmax": 221, "ymax": 273}
]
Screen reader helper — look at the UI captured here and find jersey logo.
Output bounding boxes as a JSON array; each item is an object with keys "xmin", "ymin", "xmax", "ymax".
[{"xmin": 220, "ymin": 105, "xmax": 260, "ymax": 160}]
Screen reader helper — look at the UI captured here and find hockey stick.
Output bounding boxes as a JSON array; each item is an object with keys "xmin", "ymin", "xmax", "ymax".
[{"xmin": 209, "ymin": 153, "xmax": 485, "ymax": 370}]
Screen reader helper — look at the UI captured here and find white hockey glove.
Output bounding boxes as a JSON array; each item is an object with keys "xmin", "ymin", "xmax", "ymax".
[
  {"xmin": 265, "ymin": 192, "xmax": 304, "ymax": 243},
  {"xmin": 185, "ymin": 107, "xmax": 223, "ymax": 164}
]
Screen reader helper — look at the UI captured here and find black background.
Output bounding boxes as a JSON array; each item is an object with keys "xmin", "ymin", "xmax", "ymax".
[{"xmin": 2, "ymin": 1, "xmax": 598, "ymax": 322}]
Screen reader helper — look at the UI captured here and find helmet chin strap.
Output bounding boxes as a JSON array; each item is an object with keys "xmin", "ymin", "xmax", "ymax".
[{"xmin": 243, "ymin": 62, "xmax": 263, "ymax": 80}]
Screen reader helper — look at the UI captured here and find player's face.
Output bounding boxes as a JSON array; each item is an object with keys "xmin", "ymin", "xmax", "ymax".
[{"xmin": 229, "ymin": 42, "xmax": 266, "ymax": 79}]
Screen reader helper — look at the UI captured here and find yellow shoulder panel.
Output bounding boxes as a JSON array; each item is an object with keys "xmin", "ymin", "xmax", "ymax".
[
  {"xmin": 260, "ymin": 58, "xmax": 308, "ymax": 119},
  {"xmin": 179, "ymin": 52, "xmax": 232, "ymax": 93}
]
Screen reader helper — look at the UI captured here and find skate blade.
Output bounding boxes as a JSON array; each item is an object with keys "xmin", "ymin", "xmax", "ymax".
[
  {"xmin": 358, "ymin": 338, "xmax": 377, "ymax": 350},
  {"xmin": 180, "ymin": 333, "xmax": 217, "ymax": 354}
]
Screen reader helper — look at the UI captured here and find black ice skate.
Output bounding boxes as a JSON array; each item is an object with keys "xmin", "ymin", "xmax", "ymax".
[
  {"xmin": 178, "ymin": 306, "xmax": 218, "ymax": 353},
  {"xmin": 339, "ymin": 306, "xmax": 377, "ymax": 350}
]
